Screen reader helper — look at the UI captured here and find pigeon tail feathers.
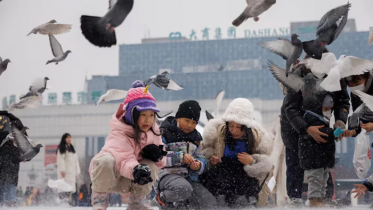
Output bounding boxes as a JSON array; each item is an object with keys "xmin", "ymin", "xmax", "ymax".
[
  {"xmin": 320, "ymin": 67, "xmax": 342, "ymax": 91},
  {"xmin": 232, "ymin": 12, "xmax": 249, "ymax": 27},
  {"xmin": 80, "ymin": 15, "xmax": 117, "ymax": 48}
]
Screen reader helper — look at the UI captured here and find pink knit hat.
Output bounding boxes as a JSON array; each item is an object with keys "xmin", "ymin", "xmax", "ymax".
[{"xmin": 122, "ymin": 80, "xmax": 159, "ymax": 125}]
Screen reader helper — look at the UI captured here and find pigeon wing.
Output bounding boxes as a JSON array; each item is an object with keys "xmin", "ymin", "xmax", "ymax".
[
  {"xmin": 317, "ymin": 3, "xmax": 351, "ymax": 35},
  {"xmin": 12, "ymin": 126, "xmax": 33, "ymax": 154},
  {"xmin": 144, "ymin": 77, "xmax": 155, "ymax": 86},
  {"xmin": 39, "ymin": 24, "xmax": 72, "ymax": 35},
  {"xmin": 166, "ymin": 79, "xmax": 183, "ymax": 91},
  {"xmin": 206, "ymin": 110, "xmax": 215, "ymax": 121},
  {"xmin": 109, "ymin": 0, "xmax": 118, "ymax": 9},
  {"xmin": 340, "ymin": 56, "xmax": 373, "ymax": 78},
  {"xmin": 267, "ymin": 60, "xmax": 304, "ymax": 92},
  {"xmin": 29, "ymin": 77, "xmax": 46, "ymax": 92},
  {"xmin": 97, "ymin": 89, "xmax": 127, "ymax": 105},
  {"xmin": 0, "ymin": 57, "xmax": 2, "ymax": 63},
  {"xmin": 354, "ymin": 90, "xmax": 373, "ymax": 112},
  {"xmin": 369, "ymin": 27, "xmax": 373, "ymax": 46},
  {"xmin": 300, "ymin": 52, "xmax": 337, "ymax": 77},
  {"xmin": 214, "ymin": 90, "xmax": 225, "ymax": 116},
  {"xmin": 49, "ymin": 35, "xmax": 64, "ymax": 57},
  {"xmin": 334, "ymin": 9, "xmax": 349, "ymax": 41},
  {"xmin": 259, "ymin": 38, "xmax": 294, "ymax": 60}
]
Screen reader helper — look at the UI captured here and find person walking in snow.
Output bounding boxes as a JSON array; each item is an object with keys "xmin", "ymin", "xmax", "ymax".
[
  {"xmin": 56, "ymin": 133, "xmax": 81, "ymax": 205},
  {"xmin": 200, "ymin": 98, "xmax": 273, "ymax": 208},
  {"xmin": 152, "ymin": 100, "xmax": 217, "ymax": 209},
  {"xmin": 89, "ymin": 80, "xmax": 166, "ymax": 210}
]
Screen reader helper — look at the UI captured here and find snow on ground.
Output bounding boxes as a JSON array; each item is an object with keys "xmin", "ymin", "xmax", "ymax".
[{"xmin": 1, "ymin": 206, "xmax": 371, "ymax": 210}]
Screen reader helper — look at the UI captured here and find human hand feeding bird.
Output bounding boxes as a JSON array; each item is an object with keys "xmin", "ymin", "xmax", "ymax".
[
  {"xmin": 232, "ymin": 0, "xmax": 276, "ymax": 27},
  {"xmin": 80, "ymin": 0, "xmax": 134, "ymax": 48}
]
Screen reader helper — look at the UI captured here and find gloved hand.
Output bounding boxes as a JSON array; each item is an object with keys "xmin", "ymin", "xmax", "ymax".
[
  {"xmin": 334, "ymin": 120, "xmax": 346, "ymax": 141},
  {"xmin": 132, "ymin": 164, "xmax": 153, "ymax": 185},
  {"xmin": 141, "ymin": 144, "xmax": 167, "ymax": 162}
]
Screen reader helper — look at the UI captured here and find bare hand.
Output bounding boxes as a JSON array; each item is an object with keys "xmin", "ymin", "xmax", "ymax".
[
  {"xmin": 183, "ymin": 154, "xmax": 194, "ymax": 165},
  {"xmin": 237, "ymin": 152, "xmax": 254, "ymax": 165},
  {"xmin": 210, "ymin": 155, "xmax": 222, "ymax": 166},
  {"xmin": 351, "ymin": 184, "xmax": 368, "ymax": 199},
  {"xmin": 61, "ymin": 172, "xmax": 66, "ymax": 178},
  {"xmin": 361, "ymin": 123, "xmax": 373, "ymax": 133},
  {"xmin": 190, "ymin": 161, "xmax": 201, "ymax": 170},
  {"xmin": 307, "ymin": 125, "xmax": 328, "ymax": 144},
  {"xmin": 343, "ymin": 130, "xmax": 356, "ymax": 138},
  {"xmin": 334, "ymin": 120, "xmax": 346, "ymax": 141}
]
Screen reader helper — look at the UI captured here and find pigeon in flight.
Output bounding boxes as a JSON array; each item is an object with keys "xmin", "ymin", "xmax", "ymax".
[
  {"xmin": 260, "ymin": 34, "xmax": 303, "ymax": 77},
  {"xmin": 298, "ymin": 52, "xmax": 336, "ymax": 79},
  {"xmin": 0, "ymin": 57, "xmax": 11, "ymax": 77},
  {"xmin": 80, "ymin": 0, "xmax": 134, "ymax": 47},
  {"xmin": 96, "ymin": 89, "xmax": 128, "ymax": 105},
  {"xmin": 303, "ymin": 2, "xmax": 351, "ymax": 59},
  {"xmin": 20, "ymin": 77, "xmax": 50, "ymax": 100},
  {"xmin": 144, "ymin": 71, "xmax": 183, "ymax": 91},
  {"xmin": 205, "ymin": 111, "xmax": 214, "ymax": 121},
  {"xmin": 204, "ymin": 90, "xmax": 225, "ymax": 121},
  {"xmin": 27, "ymin": 20, "xmax": 72, "ymax": 36},
  {"xmin": 46, "ymin": 35, "xmax": 71, "ymax": 65},
  {"xmin": 348, "ymin": 90, "xmax": 373, "ymax": 129},
  {"xmin": 369, "ymin": 27, "xmax": 373, "ymax": 46},
  {"xmin": 11, "ymin": 125, "xmax": 43, "ymax": 161},
  {"xmin": 232, "ymin": 0, "xmax": 276, "ymax": 27},
  {"xmin": 307, "ymin": 54, "xmax": 373, "ymax": 92}
]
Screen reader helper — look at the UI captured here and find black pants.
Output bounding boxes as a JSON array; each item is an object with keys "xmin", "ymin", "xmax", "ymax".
[{"xmin": 286, "ymin": 147, "xmax": 304, "ymax": 199}]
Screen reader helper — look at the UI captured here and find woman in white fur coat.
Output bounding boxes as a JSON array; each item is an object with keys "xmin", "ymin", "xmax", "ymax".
[
  {"xmin": 200, "ymin": 98, "xmax": 273, "ymax": 208},
  {"xmin": 56, "ymin": 133, "xmax": 81, "ymax": 202}
]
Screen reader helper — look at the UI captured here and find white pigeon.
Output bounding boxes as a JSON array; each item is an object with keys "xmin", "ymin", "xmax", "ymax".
[
  {"xmin": 369, "ymin": 27, "xmax": 373, "ymax": 46},
  {"xmin": 27, "ymin": 20, "xmax": 72, "ymax": 36},
  {"xmin": 214, "ymin": 90, "xmax": 225, "ymax": 116},
  {"xmin": 232, "ymin": 0, "xmax": 276, "ymax": 27},
  {"xmin": 354, "ymin": 90, "xmax": 373, "ymax": 112},
  {"xmin": 8, "ymin": 95, "xmax": 42, "ymax": 111},
  {"xmin": 299, "ymin": 52, "xmax": 337, "ymax": 79},
  {"xmin": 96, "ymin": 89, "xmax": 128, "ymax": 105},
  {"xmin": 46, "ymin": 35, "xmax": 71, "ymax": 65}
]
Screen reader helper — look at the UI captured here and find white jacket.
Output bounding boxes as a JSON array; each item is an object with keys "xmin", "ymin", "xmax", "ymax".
[{"xmin": 57, "ymin": 148, "xmax": 81, "ymax": 193}]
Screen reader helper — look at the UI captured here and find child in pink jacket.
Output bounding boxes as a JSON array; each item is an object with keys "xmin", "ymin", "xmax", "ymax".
[{"xmin": 90, "ymin": 80, "xmax": 166, "ymax": 210}]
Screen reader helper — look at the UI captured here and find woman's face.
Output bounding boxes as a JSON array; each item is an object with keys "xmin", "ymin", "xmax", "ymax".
[
  {"xmin": 137, "ymin": 110, "xmax": 155, "ymax": 132},
  {"xmin": 347, "ymin": 76, "xmax": 366, "ymax": 87},
  {"xmin": 228, "ymin": 121, "xmax": 245, "ymax": 139},
  {"xmin": 65, "ymin": 136, "xmax": 72, "ymax": 145},
  {"xmin": 176, "ymin": 118, "xmax": 197, "ymax": 134}
]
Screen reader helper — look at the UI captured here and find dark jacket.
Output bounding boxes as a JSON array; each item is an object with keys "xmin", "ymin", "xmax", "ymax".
[
  {"xmin": 349, "ymin": 79, "xmax": 373, "ymax": 136},
  {"xmin": 280, "ymin": 96, "xmax": 300, "ymax": 151},
  {"xmin": 0, "ymin": 111, "xmax": 27, "ymax": 186},
  {"xmin": 284, "ymin": 77, "xmax": 350, "ymax": 170}
]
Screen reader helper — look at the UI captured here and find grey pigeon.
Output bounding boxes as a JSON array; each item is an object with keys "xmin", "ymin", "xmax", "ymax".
[
  {"xmin": 347, "ymin": 103, "xmax": 369, "ymax": 130},
  {"xmin": 27, "ymin": 20, "xmax": 72, "ymax": 36},
  {"xmin": 11, "ymin": 125, "xmax": 42, "ymax": 161},
  {"xmin": 260, "ymin": 34, "xmax": 303, "ymax": 77},
  {"xmin": 144, "ymin": 71, "xmax": 183, "ymax": 91},
  {"xmin": 232, "ymin": 0, "xmax": 276, "ymax": 27},
  {"xmin": 303, "ymin": 2, "xmax": 351, "ymax": 59},
  {"xmin": 206, "ymin": 110, "xmax": 214, "ymax": 121},
  {"xmin": 46, "ymin": 35, "xmax": 71, "ymax": 65},
  {"xmin": 267, "ymin": 60, "xmax": 325, "ymax": 104},
  {"xmin": 20, "ymin": 77, "xmax": 50, "ymax": 99},
  {"xmin": 0, "ymin": 57, "xmax": 11, "ymax": 76},
  {"xmin": 349, "ymin": 90, "xmax": 373, "ymax": 128},
  {"xmin": 80, "ymin": 0, "xmax": 134, "ymax": 47}
]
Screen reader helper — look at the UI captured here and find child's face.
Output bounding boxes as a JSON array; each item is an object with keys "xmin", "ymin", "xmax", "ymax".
[
  {"xmin": 177, "ymin": 118, "xmax": 197, "ymax": 134},
  {"xmin": 137, "ymin": 110, "xmax": 155, "ymax": 132},
  {"xmin": 346, "ymin": 76, "xmax": 366, "ymax": 87},
  {"xmin": 65, "ymin": 136, "xmax": 72, "ymax": 145}
]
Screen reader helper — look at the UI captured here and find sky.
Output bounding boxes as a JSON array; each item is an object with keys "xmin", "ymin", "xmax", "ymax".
[{"xmin": 0, "ymin": 0, "xmax": 372, "ymax": 104}]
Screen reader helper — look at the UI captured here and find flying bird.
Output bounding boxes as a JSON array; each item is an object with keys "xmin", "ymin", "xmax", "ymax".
[
  {"xmin": 80, "ymin": 0, "xmax": 134, "ymax": 47},
  {"xmin": 232, "ymin": 0, "xmax": 276, "ymax": 27},
  {"xmin": 298, "ymin": 52, "xmax": 337, "ymax": 79},
  {"xmin": 303, "ymin": 2, "xmax": 351, "ymax": 59},
  {"xmin": 144, "ymin": 71, "xmax": 183, "ymax": 91},
  {"xmin": 259, "ymin": 34, "xmax": 303, "ymax": 76},
  {"xmin": 27, "ymin": 20, "xmax": 71, "ymax": 36},
  {"xmin": 96, "ymin": 89, "xmax": 128, "ymax": 105},
  {"xmin": 206, "ymin": 111, "xmax": 214, "ymax": 121},
  {"xmin": 46, "ymin": 35, "xmax": 71, "ymax": 65},
  {"xmin": 11, "ymin": 126, "xmax": 42, "ymax": 161},
  {"xmin": 204, "ymin": 90, "xmax": 225, "ymax": 121},
  {"xmin": 20, "ymin": 77, "xmax": 50, "ymax": 100},
  {"xmin": 311, "ymin": 54, "xmax": 373, "ymax": 92},
  {"xmin": 369, "ymin": 27, "xmax": 373, "ymax": 46},
  {"xmin": 348, "ymin": 90, "xmax": 373, "ymax": 129},
  {"xmin": 0, "ymin": 57, "xmax": 11, "ymax": 77}
]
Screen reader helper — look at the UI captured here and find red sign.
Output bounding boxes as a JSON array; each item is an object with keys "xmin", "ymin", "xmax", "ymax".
[{"xmin": 44, "ymin": 145, "xmax": 58, "ymax": 166}]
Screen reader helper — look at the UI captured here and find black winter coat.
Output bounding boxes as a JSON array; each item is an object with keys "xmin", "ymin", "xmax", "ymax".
[
  {"xmin": 284, "ymin": 79, "xmax": 350, "ymax": 170},
  {"xmin": 280, "ymin": 96, "xmax": 300, "ymax": 151},
  {"xmin": 0, "ymin": 111, "xmax": 27, "ymax": 186},
  {"xmin": 349, "ymin": 79, "xmax": 373, "ymax": 136}
]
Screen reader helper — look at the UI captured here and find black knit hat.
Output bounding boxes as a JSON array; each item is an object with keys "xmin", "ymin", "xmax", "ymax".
[{"xmin": 175, "ymin": 100, "xmax": 201, "ymax": 122}]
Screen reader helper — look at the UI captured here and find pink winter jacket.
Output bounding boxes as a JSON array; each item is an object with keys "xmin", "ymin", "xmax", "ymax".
[{"xmin": 90, "ymin": 109, "xmax": 166, "ymax": 180}]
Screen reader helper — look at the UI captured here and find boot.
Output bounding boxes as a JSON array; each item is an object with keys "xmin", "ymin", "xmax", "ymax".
[
  {"xmin": 91, "ymin": 191, "xmax": 109, "ymax": 210},
  {"xmin": 127, "ymin": 193, "xmax": 152, "ymax": 210},
  {"xmin": 309, "ymin": 198, "xmax": 325, "ymax": 208},
  {"xmin": 152, "ymin": 192, "xmax": 176, "ymax": 210}
]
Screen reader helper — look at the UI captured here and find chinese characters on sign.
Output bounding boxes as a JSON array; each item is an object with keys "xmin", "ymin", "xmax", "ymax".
[
  {"xmin": 169, "ymin": 27, "xmax": 291, "ymax": 41},
  {"xmin": 62, "ymin": 92, "xmax": 72, "ymax": 104}
]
